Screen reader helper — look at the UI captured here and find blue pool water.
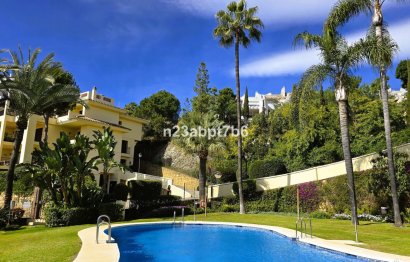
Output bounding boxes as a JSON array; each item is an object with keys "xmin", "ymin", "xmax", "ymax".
[{"xmin": 110, "ymin": 224, "xmax": 366, "ymax": 262}]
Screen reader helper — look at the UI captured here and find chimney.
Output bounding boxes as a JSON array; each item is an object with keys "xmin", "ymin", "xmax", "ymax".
[{"xmin": 91, "ymin": 86, "xmax": 97, "ymax": 100}]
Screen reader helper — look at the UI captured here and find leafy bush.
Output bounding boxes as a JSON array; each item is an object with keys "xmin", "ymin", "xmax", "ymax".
[
  {"xmin": 299, "ymin": 182, "xmax": 319, "ymax": 212},
  {"xmin": 278, "ymin": 186, "xmax": 297, "ymax": 213},
  {"xmin": 44, "ymin": 206, "xmax": 97, "ymax": 227},
  {"xmin": 213, "ymin": 159, "xmax": 237, "ymax": 182},
  {"xmin": 232, "ymin": 180, "xmax": 257, "ymax": 200},
  {"xmin": 310, "ymin": 211, "xmax": 331, "ymax": 219},
  {"xmin": 98, "ymin": 203, "xmax": 124, "ymax": 222},
  {"xmin": 333, "ymin": 213, "xmax": 386, "ymax": 222},
  {"xmin": 128, "ymin": 180, "xmax": 162, "ymax": 201},
  {"xmin": 113, "ymin": 183, "xmax": 129, "ymax": 201},
  {"xmin": 248, "ymin": 158, "xmax": 287, "ymax": 179}
]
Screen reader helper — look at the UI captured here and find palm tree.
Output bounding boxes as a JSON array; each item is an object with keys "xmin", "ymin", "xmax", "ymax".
[
  {"xmin": 294, "ymin": 31, "xmax": 368, "ymax": 229},
  {"xmin": 174, "ymin": 112, "xmax": 225, "ymax": 204},
  {"xmin": 0, "ymin": 48, "xmax": 63, "ymax": 210},
  {"xmin": 213, "ymin": 0, "xmax": 263, "ymax": 214},
  {"xmin": 93, "ymin": 127, "xmax": 124, "ymax": 194},
  {"xmin": 325, "ymin": 0, "xmax": 405, "ymax": 227},
  {"xmin": 38, "ymin": 69, "xmax": 85, "ymax": 144}
]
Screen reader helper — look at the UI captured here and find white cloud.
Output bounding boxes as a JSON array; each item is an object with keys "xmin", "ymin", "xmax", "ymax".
[
  {"xmin": 162, "ymin": 0, "xmax": 338, "ymax": 25},
  {"xmin": 241, "ymin": 18, "xmax": 410, "ymax": 77}
]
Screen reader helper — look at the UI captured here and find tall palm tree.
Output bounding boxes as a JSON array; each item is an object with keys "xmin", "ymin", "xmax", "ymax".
[
  {"xmin": 325, "ymin": 0, "xmax": 406, "ymax": 227},
  {"xmin": 213, "ymin": 0, "xmax": 263, "ymax": 214},
  {"xmin": 0, "ymin": 48, "xmax": 64, "ymax": 210},
  {"xmin": 295, "ymin": 31, "xmax": 367, "ymax": 228},
  {"xmin": 174, "ymin": 112, "xmax": 225, "ymax": 203}
]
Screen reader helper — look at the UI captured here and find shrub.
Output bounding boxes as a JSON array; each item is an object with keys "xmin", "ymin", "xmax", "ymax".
[
  {"xmin": 213, "ymin": 159, "xmax": 237, "ymax": 182},
  {"xmin": 128, "ymin": 180, "xmax": 162, "ymax": 201},
  {"xmin": 278, "ymin": 186, "xmax": 297, "ymax": 213},
  {"xmin": 113, "ymin": 183, "xmax": 129, "ymax": 201},
  {"xmin": 44, "ymin": 206, "xmax": 97, "ymax": 227},
  {"xmin": 310, "ymin": 211, "xmax": 331, "ymax": 219},
  {"xmin": 299, "ymin": 182, "xmax": 319, "ymax": 212},
  {"xmin": 98, "ymin": 203, "xmax": 124, "ymax": 222},
  {"xmin": 248, "ymin": 158, "xmax": 287, "ymax": 179},
  {"xmin": 232, "ymin": 179, "xmax": 257, "ymax": 200}
]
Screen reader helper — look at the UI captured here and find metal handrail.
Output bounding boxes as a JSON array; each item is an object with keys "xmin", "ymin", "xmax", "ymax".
[
  {"xmin": 295, "ymin": 217, "xmax": 312, "ymax": 239},
  {"xmin": 181, "ymin": 208, "xmax": 185, "ymax": 223},
  {"xmin": 96, "ymin": 215, "xmax": 115, "ymax": 244}
]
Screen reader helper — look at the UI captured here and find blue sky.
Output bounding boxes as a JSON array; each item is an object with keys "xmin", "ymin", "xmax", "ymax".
[{"xmin": 2, "ymin": 0, "xmax": 410, "ymax": 107}]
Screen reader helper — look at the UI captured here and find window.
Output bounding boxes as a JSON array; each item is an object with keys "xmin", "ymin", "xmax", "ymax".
[
  {"xmin": 121, "ymin": 140, "xmax": 128, "ymax": 153},
  {"xmin": 34, "ymin": 128, "xmax": 43, "ymax": 142},
  {"xmin": 120, "ymin": 159, "xmax": 126, "ymax": 165}
]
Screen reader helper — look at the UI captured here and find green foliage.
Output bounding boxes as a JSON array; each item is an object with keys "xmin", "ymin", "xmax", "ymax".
[
  {"xmin": 125, "ymin": 90, "xmax": 180, "ymax": 140},
  {"xmin": 232, "ymin": 179, "xmax": 257, "ymax": 200},
  {"xmin": 395, "ymin": 60, "xmax": 409, "ymax": 89},
  {"xmin": 0, "ymin": 209, "xmax": 9, "ymax": 229},
  {"xmin": 128, "ymin": 180, "xmax": 162, "ymax": 201},
  {"xmin": 248, "ymin": 158, "xmax": 287, "ymax": 179},
  {"xmin": 44, "ymin": 206, "xmax": 97, "ymax": 227},
  {"xmin": 98, "ymin": 203, "xmax": 124, "ymax": 222},
  {"xmin": 212, "ymin": 159, "xmax": 237, "ymax": 183},
  {"xmin": 310, "ymin": 211, "xmax": 332, "ymax": 219},
  {"xmin": 213, "ymin": 88, "xmax": 237, "ymax": 126},
  {"xmin": 113, "ymin": 183, "xmax": 129, "ymax": 201}
]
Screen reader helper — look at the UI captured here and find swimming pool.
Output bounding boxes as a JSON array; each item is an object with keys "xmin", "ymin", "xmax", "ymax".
[{"xmin": 110, "ymin": 223, "xmax": 366, "ymax": 262}]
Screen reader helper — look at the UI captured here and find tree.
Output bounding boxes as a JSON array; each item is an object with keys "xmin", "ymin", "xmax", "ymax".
[
  {"xmin": 213, "ymin": 88, "xmax": 237, "ymax": 126},
  {"xmin": 173, "ymin": 112, "xmax": 225, "ymax": 203},
  {"xmin": 125, "ymin": 91, "xmax": 180, "ymax": 140},
  {"xmin": 214, "ymin": 0, "xmax": 263, "ymax": 214},
  {"xmin": 295, "ymin": 31, "xmax": 368, "ymax": 226},
  {"xmin": 0, "ymin": 48, "xmax": 67, "ymax": 210},
  {"xmin": 38, "ymin": 69, "xmax": 84, "ymax": 144},
  {"xmin": 326, "ymin": 0, "xmax": 405, "ymax": 226},
  {"xmin": 21, "ymin": 132, "xmax": 99, "ymax": 207},
  {"xmin": 243, "ymin": 86, "xmax": 250, "ymax": 124},
  {"xmin": 93, "ymin": 127, "xmax": 124, "ymax": 193},
  {"xmin": 395, "ymin": 60, "xmax": 408, "ymax": 89},
  {"xmin": 407, "ymin": 61, "xmax": 410, "ymax": 125},
  {"xmin": 191, "ymin": 62, "xmax": 216, "ymax": 114}
]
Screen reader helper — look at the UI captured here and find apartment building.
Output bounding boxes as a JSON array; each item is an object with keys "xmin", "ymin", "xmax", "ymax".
[
  {"xmin": 0, "ymin": 87, "xmax": 148, "ymax": 191},
  {"xmin": 241, "ymin": 86, "xmax": 291, "ymax": 116}
]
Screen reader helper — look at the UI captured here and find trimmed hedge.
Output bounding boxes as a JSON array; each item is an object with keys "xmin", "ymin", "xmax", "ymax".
[
  {"xmin": 213, "ymin": 159, "xmax": 237, "ymax": 182},
  {"xmin": 44, "ymin": 203, "xmax": 124, "ymax": 227},
  {"xmin": 128, "ymin": 180, "xmax": 162, "ymax": 201},
  {"xmin": 248, "ymin": 158, "xmax": 287, "ymax": 179}
]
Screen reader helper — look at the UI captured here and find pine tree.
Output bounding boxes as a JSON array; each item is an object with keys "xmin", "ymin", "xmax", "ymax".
[{"xmin": 243, "ymin": 86, "xmax": 250, "ymax": 124}]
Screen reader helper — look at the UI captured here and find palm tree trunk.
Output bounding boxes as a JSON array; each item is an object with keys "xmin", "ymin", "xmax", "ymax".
[
  {"xmin": 235, "ymin": 35, "xmax": 245, "ymax": 214},
  {"xmin": 198, "ymin": 155, "xmax": 207, "ymax": 206},
  {"xmin": 31, "ymin": 114, "xmax": 50, "ymax": 218},
  {"xmin": 3, "ymin": 118, "xmax": 27, "ymax": 209},
  {"xmin": 336, "ymin": 90, "xmax": 358, "ymax": 225},
  {"xmin": 380, "ymin": 68, "xmax": 402, "ymax": 226},
  {"xmin": 42, "ymin": 114, "xmax": 50, "ymax": 144},
  {"xmin": 374, "ymin": 1, "xmax": 402, "ymax": 227}
]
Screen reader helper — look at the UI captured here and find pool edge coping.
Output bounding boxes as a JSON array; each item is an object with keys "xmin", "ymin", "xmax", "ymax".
[{"xmin": 74, "ymin": 221, "xmax": 410, "ymax": 262}]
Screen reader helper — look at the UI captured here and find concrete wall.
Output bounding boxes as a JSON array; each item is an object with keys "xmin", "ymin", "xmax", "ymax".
[{"xmin": 208, "ymin": 143, "xmax": 410, "ymax": 198}]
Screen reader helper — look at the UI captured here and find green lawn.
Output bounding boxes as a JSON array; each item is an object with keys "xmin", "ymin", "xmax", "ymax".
[{"xmin": 1, "ymin": 213, "xmax": 409, "ymax": 262}]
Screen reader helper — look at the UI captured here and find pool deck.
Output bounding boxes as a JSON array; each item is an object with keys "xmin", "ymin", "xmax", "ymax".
[{"xmin": 75, "ymin": 221, "xmax": 410, "ymax": 262}]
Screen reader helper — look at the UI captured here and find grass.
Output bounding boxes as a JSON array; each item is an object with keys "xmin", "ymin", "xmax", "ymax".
[{"xmin": 1, "ymin": 213, "xmax": 409, "ymax": 261}]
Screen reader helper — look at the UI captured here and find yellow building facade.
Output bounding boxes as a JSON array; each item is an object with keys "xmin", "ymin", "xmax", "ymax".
[{"xmin": 0, "ymin": 87, "xmax": 148, "ymax": 191}]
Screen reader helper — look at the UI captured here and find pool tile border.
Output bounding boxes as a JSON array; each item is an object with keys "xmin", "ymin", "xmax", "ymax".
[{"xmin": 75, "ymin": 221, "xmax": 410, "ymax": 262}]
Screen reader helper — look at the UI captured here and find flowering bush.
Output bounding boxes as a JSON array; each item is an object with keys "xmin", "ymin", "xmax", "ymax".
[
  {"xmin": 333, "ymin": 213, "xmax": 387, "ymax": 222},
  {"xmin": 299, "ymin": 182, "xmax": 319, "ymax": 212}
]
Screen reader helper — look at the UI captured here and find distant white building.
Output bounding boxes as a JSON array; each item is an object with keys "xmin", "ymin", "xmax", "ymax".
[
  {"xmin": 389, "ymin": 88, "xmax": 407, "ymax": 103},
  {"xmin": 241, "ymin": 86, "xmax": 291, "ymax": 116}
]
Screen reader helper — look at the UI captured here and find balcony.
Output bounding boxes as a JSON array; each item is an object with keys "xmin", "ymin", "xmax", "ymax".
[
  {"xmin": 4, "ymin": 133, "xmax": 15, "ymax": 142},
  {"xmin": 121, "ymin": 146, "xmax": 131, "ymax": 156}
]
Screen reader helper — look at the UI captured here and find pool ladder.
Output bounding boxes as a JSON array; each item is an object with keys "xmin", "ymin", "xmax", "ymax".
[
  {"xmin": 295, "ymin": 217, "xmax": 312, "ymax": 239},
  {"xmin": 96, "ymin": 215, "xmax": 115, "ymax": 244},
  {"xmin": 173, "ymin": 208, "xmax": 185, "ymax": 224}
]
